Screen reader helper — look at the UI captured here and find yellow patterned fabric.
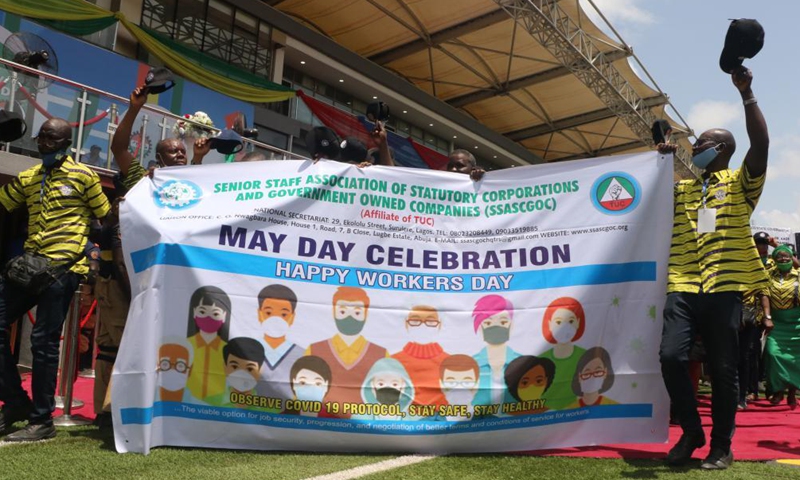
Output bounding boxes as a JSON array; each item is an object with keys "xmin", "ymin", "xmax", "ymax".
[
  {"xmin": 766, "ymin": 268, "xmax": 800, "ymax": 311},
  {"xmin": 668, "ymin": 167, "xmax": 769, "ymax": 293}
]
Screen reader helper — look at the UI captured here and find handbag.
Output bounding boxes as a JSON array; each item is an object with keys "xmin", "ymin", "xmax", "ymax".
[{"xmin": 3, "ymin": 252, "xmax": 80, "ymax": 295}]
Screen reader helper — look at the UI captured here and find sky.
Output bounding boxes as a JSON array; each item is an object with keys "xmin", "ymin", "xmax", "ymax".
[{"xmin": 580, "ymin": 0, "xmax": 799, "ymax": 234}]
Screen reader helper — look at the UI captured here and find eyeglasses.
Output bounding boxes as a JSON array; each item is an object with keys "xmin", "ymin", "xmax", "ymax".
[
  {"xmin": 159, "ymin": 359, "xmax": 189, "ymax": 373},
  {"xmin": 579, "ymin": 369, "xmax": 606, "ymax": 381},
  {"xmin": 442, "ymin": 380, "xmax": 476, "ymax": 389},
  {"xmin": 406, "ymin": 317, "xmax": 440, "ymax": 327}
]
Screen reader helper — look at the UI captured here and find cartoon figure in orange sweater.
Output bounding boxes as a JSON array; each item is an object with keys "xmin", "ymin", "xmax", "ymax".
[{"xmin": 392, "ymin": 305, "xmax": 449, "ymax": 407}]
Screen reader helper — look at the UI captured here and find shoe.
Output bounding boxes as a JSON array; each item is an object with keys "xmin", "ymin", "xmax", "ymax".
[
  {"xmin": 700, "ymin": 448, "xmax": 734, "ymax": 470},
  {"xmin": 737, "ymin": 401, "xmax": 747, "ymax": 410},
  {"xmin": 770, "ymin": 392, "xmax": 784, "ymax": 405},
  {"xmin": 3, "ymin": 422, "xmax": 56, "ymax": 442},
  {"xmin": 0, "ymin": 404, "xmax": 32, "ymax": 433},
  {"xmin": 93, "ymin": 412, "xmax": 113, "ymax": 430},
  {"xmin": 788, "ymin": 390, "xmax": 797, "ymax": 410},
  {"xmin": 665, "ymin": 432, "xmax": 706, "ymax": 466}
]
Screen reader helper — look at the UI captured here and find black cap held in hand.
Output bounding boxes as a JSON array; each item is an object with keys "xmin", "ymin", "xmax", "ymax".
[
  {"xmin": 651, "ymin": 119, "xmax": 672, "ymax": 145},
  {"xmin": 0, "ymin": 110, "xmax": 27, "ymax": 143},
  {"xmin": 144, "ymin": 67, "xmax": 176, "ymax": 94},
  {"xmin": 753, "ymin": 231, "xmax": 770, "ymax": 245},
  {"xmin": 306, "ymin": 126, "xmax": 340, "ymax": 160},
  {"xmin": 208, "ymin": 129, "xmax": 244, "ymax": 155},
  {"xmin": 720, "ymin": 19, "xmax": 765, "ymax": 73},
  {"xmin": 340, "ymin": 137, "xmax": 369, "ymax": 164}
]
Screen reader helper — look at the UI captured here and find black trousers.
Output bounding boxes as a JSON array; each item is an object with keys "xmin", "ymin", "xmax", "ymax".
[
  {"xmin": 0, "ymin": 272, "xmax": 80, "ymax": 424},
  {"xmin": 738, "ymin": 318, "xmax": 761, "ymax": 402},
  {"xmin": 660, "ymin": 291, "xmax": 742, "ymax": 452}
]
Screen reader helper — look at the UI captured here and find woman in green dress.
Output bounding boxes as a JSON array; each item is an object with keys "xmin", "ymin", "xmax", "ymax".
[{"xmin": 761, "ymin": 245, "xmax": 800, "ymax": 409}]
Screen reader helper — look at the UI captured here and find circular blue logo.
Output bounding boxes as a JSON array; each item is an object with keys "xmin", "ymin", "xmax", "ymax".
[{"xmin": 153, "ymin": 180, "xmax": 203, "ymax": 210}]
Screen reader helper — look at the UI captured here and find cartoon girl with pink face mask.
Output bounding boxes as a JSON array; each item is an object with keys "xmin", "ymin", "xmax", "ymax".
[{"xmin": 185, "ymin": 286, "xmax": 232, "ymax": 401}]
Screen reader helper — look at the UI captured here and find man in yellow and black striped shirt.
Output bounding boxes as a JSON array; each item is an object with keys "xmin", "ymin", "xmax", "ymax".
[
  {"xmin": 657, "ymin": 67, "xmax": 769, "ymax": 470},
  {"xmin": 0, "ymin": 118, "xmax": 109, "ymax": 442}
]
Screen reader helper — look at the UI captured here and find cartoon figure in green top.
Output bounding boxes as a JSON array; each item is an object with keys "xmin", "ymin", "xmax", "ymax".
[
  {"xmin": 538, "ymin": 297, "xmax": 587, "ymax": 410},
  {"xmin": 206, "ymin": 337, "xmax": 265, "ymax": 408}
]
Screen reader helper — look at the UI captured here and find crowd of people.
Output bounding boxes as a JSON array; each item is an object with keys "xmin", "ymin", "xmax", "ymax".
[{"xmin": 0, "ymin": 64, "xmax": 795, "ymax": 474}]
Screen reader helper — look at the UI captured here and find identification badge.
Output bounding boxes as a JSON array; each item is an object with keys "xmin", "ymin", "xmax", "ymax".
[{"xmin": 697, "ymin": 208, "xmax": 717, "ymax": 233}]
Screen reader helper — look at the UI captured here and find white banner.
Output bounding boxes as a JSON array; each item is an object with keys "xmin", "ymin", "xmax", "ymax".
[
  {"xmin": 750, "ymin": 225, "xmax": 795, "ymax": 249},
  {"xmin": 113, "ymin": 152, "xmax": 673, "ymax": 454}
]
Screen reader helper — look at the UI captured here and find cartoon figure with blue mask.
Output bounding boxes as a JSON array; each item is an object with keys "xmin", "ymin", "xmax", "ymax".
[{"xmin": 283, "ymin": 356, "xmax": 334, "ymax": 417}]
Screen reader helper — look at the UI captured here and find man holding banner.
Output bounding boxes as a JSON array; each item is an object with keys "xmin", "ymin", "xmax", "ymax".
[{"xmin": 658, "ymin": 66, "xmax": 769, "ymax": 470}]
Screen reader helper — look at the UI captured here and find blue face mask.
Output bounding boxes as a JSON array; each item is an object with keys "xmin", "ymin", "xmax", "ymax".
[
  {"xmin": 691, "ymin": 144, "xmax": 720, "ymax": 169},
  {"xmin": 41, "ymin": 150, "xmax": 65, "ymax": 168},
  {"xmin": 294, "ymin": 384, "xmax": 327, "ymax": 403}
]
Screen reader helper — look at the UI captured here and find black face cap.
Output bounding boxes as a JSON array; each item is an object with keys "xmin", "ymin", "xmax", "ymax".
[
  {"xmin": 0, "ymin": 109, "xmax": 27, "ymax": 143},
  {"xmin": 340, "ymin": 137, "xmax": 369, "ymax": 163},
  {"xmin": 366, "ymin": 101, "xmax": 390, "ymax": 122},
  {"xmin": 208, "ymin": 129, "xmax": 244, "ymax": 155},
  {"xmin": 651, "ymin": 119, "xmax": 672, "ymax": 145},
  {"xmin": 720, "ymin": 19, "xmax": 765, "ymax": 73},
  {"xmin": 753, "ymin": 231, "xmax": 770, "ymax": 245},
  {"xmin": 305, "ymin": 126, "xmax": 340, "ymax": 159},
  {"xmin": 144, "ymin": 67, "xmax": 176, "ymax": 94}
]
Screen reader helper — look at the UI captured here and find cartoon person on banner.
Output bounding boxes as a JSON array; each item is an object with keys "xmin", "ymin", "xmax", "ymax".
[
  {"xmin": 567, "ymin": 347, "xmax": 618, "ymax": 408},
  {"xmin": 356, "ymin": 358, "xmax": 415, "ymax": 421},
  {"xmin": 254, "ymin": 284, "xmax": 305, "ymax": 402},
  {"xmin": 307, "ymin": 287, "xmax": 388, "ymax": 412},
  {"xmin": 504, "ymin": 355, "xmax": 556, "ymax": 415},
  {"xmin": 156, "ymin": 338, "xmax": 197, "ymax": 403},
  {"xmin": 283, "ymin": 355, "xmax": 335, "ymax": 417},
  {"xmin": 185, "ymin": 286, "xmax": 232, "ymax": 402},
  {"xmin": 538, "ymin": 297, "xmax": 587, "ymax": 410},
  {"xmin": 205, "ymin": 337, "xmax": 266, "ymax": 408},
  {"xmin": 471, "ymin": 295, "xmax": 520, "ymax": 408},
  {"xmin": 392, "ymin": 305, "xmax": 449, "ymax": 407},
  {"xmin": 438, "ymin": 354, "xmax": 481, "ymax": 421}
]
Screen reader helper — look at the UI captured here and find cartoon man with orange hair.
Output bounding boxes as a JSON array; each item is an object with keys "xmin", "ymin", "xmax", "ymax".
[
  {"xmin": 539, "ymin": 297, "xmax": 587, "ymax": 410},
  {"xmin": 307, "ymin": 287, "xmax": 387, "ymax": 411}
]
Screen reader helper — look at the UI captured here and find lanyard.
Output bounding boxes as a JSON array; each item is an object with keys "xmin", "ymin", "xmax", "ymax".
[
  {"xmin": 701, "ymin": 179, "xmax": 710, "ymax": 209},
  {"xmin": 40, "ymin": 169, "xmax": 49, "ymax": 201}
]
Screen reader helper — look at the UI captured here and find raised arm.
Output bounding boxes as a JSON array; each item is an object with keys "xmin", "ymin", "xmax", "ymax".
[
  {"xmin": 110, "ymin": 86, "xmax": 148, "ymax": 176},
  {"xmin": 733, "ymin": 67, "xmax": 769, "ymax": 177},
  {"xmin": 370, "ymin": 121, "xmax": 395, "ymax": 167}
]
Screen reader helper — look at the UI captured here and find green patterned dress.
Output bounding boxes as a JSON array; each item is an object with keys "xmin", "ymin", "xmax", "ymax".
[{"xmin": 764, "ymin": 268, "xmax": 800, "ymax": 391}]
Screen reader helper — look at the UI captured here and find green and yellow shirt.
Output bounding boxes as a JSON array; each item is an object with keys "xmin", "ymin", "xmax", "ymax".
[
  {"xmin": 0, "ymin": 156, "xmax": 110, "ymax": 275},
  {"xmin": 668, "ymin": 167, "xmax": 769, "ymax": 294}
]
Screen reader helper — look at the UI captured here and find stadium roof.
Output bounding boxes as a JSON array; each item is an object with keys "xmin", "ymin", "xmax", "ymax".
[{"xmin": 264, "ymin": 0, "xmax": 697, "ymax": 177}]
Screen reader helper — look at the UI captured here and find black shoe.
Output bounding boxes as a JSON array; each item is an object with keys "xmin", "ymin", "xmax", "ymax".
[
  {"xmin": 93, "ymin": 412, "xmax": 113, "ymax": 430},
  {"xmin": 0, "ymin": 404, "xmax": 32, "ymax": 433},
  {"xmin": 700, "ymin": 448, "xmax": 734, "ymax": 470},
  {"xmin": 665, "ymin": 432, "xmax": 706, "ymax": 466},
  {"xmin": 3, "ymin": 422, "xmax": 56, "ymax": 442}
]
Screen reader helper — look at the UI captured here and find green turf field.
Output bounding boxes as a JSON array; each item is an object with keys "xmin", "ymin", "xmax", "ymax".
[{"xmin": 2, "ymin": 425, "xmax": 798, "ymax": 480}]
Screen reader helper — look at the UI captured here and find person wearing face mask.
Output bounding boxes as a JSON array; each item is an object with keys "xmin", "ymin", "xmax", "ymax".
[
  {"xmin": 504, "ymin": 356, "xmax": 556, "ymax": 415},
  {"xmin": 761, "ymin": 245, "xmax": 800, "ymax": 410},
  {"xmin": 283, "ymin": 356, "xmax": 334, "ymax": 417},
  {"xmin": 538, "ymin": 297, "xmax": 587, "ymax": 410},
  {"xmin": 254, "ymin": 284, "xmax": 304, "ymax": 406},
  {"xmin": 307, "ymin": 287, "xmax": 387, "ymax": 415},
  {"xmin": 185, "ymin": 286, "xmax": 231, "ymax": 402},
  {"xmin": 438, "ymin": 355, "xmax": 481, "ymax": 421},
  {"xmin": 471, "ymin": 295, "xmax": 520, "ymax": 409},
  {"xmin": 206, "ymin": 337, "xmax": 265, "ymax": 408},
  {"xmin": 110, "ymin": 85, "xmax": 211, "ymax": 188},
  {"xmin": 392, "ymin": 305, "xmax": 449, "ymax": 407},
  {"xmin": 356, "ymin": 358, "xmax": 415, "ymax": 421},
  {"xmin": 0, "ymin": 118, "xmax": 112, "ymax": 442},
  {"xmin": 567, "ymin": 347, "xmax": 617, "ymax": 409},
  {"xmin": 156, "ymin": 339, "xmax": 195, "ymax": 403},
  {"xmin": 656, "ymin": 66, "xmax": 769, "ymax": 470}
]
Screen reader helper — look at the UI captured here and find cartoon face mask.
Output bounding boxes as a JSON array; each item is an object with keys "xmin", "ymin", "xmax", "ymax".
[
  {"xmin": 227, "ymin": 369, "xmax": 257, "ymax": 393},
  {"xmin": 550, "ymin": 308, "xmax": 579, "ymax": 344}
]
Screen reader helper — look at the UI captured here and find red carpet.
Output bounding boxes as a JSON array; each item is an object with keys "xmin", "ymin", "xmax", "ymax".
[
  {"xmin": 531, "ymin": 395, "xmax": 800, "ymax": 460},
  {"xmin": 21, "ymin": 376, "xmax": 800, "ymax": 460}
]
